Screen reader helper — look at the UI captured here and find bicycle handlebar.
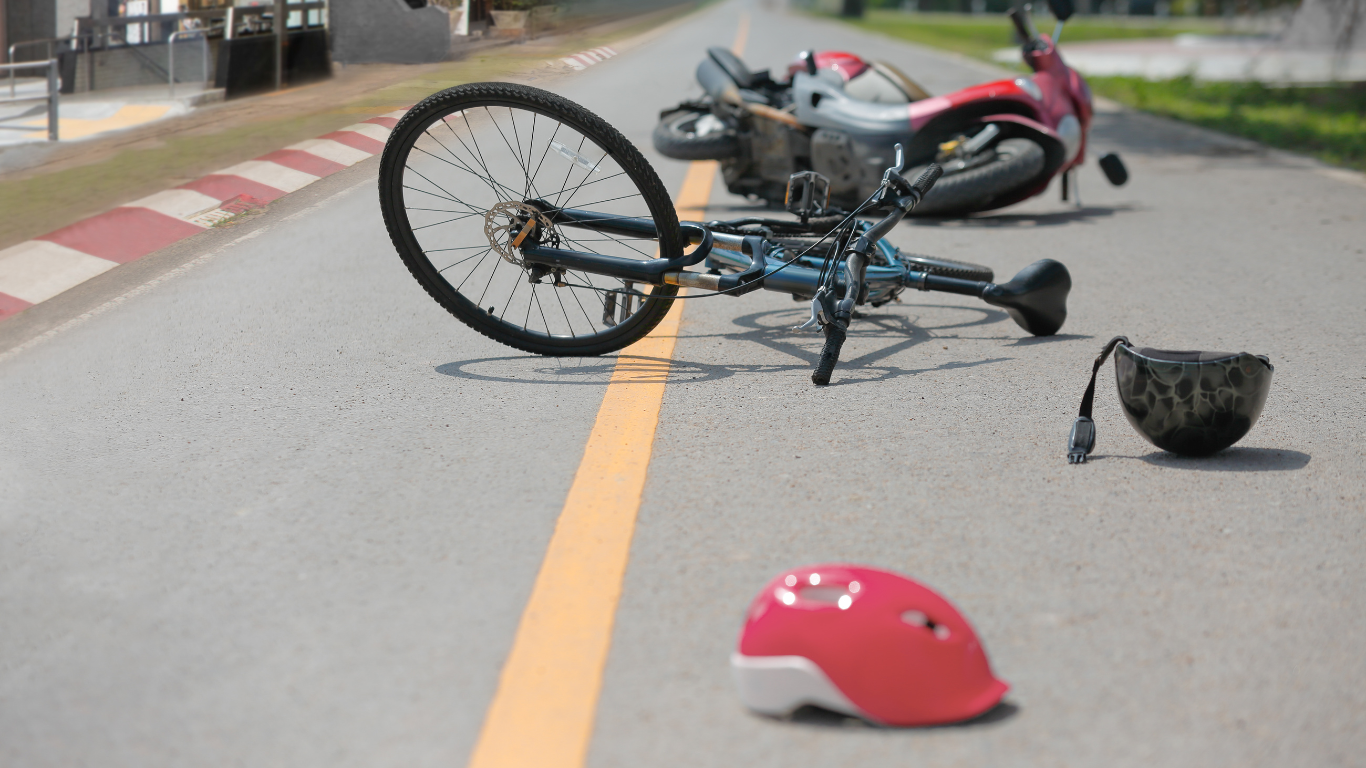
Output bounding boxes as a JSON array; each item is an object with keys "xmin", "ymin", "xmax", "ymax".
[{"xmin": 858, "ymin": 162, "xmax": 943, "ymax": 246}]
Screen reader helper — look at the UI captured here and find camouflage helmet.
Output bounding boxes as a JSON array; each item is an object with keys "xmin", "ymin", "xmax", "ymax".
[{"xmin": 1068, "ymin": 336, "xmax": 1273, "ymax": 462}]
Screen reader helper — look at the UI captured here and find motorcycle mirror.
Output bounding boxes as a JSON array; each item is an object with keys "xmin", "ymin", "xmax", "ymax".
[
  {"xmin": 1046, "ymin": 0, "xmax": 1074, "ymax": 22},
  {"xmin": 1099, "ymin": 153, "xmax": 1129, "ymax": 186},
  {"xmin": 800, "ymin": 50, "xmax": 817, "ymax": 76}
]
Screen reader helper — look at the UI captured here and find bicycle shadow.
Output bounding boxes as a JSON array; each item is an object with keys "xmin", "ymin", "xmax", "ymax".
[{"xmin": 437, "ymin": 304, "xmax": 1045, "ymax": 386}]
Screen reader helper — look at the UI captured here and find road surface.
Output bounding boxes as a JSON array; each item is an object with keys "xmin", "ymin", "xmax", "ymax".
[{"xmin": 2, "ymin": 1, "xmax": 1363, "ymax": 766}]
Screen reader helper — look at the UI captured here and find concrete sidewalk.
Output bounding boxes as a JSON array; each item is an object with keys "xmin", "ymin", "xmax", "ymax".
[
  {"xmin": 0, "ymin": 3, "xmax": 697, "ymax": 256},
  {"xmin": 0, "ymin": 83, "xmax": 223, "ymax": 148}
]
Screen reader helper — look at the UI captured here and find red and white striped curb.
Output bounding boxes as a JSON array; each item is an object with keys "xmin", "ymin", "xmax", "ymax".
[
  {"xmin": 553, "ymin": 46, "xmax": 618, "ymax": 71},
  {"xmin": 0, "ymin": 111, "xmax": 407, "ymax": 322}
]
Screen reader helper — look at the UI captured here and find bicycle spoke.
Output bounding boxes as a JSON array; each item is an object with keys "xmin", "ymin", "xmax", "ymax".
[{"xmin": 395, "ymin": 91, "xmax": 670, "ymax": 348}]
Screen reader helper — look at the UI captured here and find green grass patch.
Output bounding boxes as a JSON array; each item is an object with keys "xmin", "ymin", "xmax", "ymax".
[
  {"xmin": 834, "ymin": 10, "xmax": 1230, "ymax": 61},
  {"xmin": 0, "ymin": 2, "xmax": 704, "ymax": 250},
  {"xmin": 829, "ymin": 10, "xmax": 1365, "ymax": 172},
  {"xmin": 1089, "ymin": 77, "xmax": 1366, "ymax": 172}
]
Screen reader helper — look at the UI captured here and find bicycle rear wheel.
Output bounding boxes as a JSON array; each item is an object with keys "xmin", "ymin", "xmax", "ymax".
[{"xmin": 379, "ymin": 82, "xmax": 682, "ymax": 356}]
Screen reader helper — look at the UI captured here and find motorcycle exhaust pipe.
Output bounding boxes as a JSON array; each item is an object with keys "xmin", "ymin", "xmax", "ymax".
[{"xmin": 719, "ymin": 85, "xmax": 804, "ymax": 129}]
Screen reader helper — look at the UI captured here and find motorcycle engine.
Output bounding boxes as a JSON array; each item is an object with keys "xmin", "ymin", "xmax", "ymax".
[{"xmin": 811, "ymin": 129, "xmax": 861, "ymax": 195}]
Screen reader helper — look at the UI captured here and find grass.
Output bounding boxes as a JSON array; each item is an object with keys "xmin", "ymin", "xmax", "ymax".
[
  {"xmin": 835, "ymin": 10, "xmax": 1230, "ymax": 61},
  {"xmin": 0, "ymin": 1, "xmax": 702, "ymax": 251},
  {"xmin": 1088, "ymin": 77, "xmax": 1366, "ymax": 172},
  {"xmin": 832, "ymin": 10, "xmax": 1366, "ymax": 172}
]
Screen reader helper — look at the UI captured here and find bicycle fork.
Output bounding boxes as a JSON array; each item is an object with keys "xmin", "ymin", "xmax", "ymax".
[{"xmin": 810, "ymin": 244, "xmax": 869, "ymax": 386}]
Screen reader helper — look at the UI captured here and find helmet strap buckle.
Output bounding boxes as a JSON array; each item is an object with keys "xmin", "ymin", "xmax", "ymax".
[{"xmin": 1067, "ymin": 335, "xmax": 1130, "ymax": 465}]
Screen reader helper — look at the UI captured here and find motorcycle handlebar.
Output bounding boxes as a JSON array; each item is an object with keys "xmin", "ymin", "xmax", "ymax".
[{"xmin": 1008, "ymin": 5, "xmax": 1039, "ymax": 46}]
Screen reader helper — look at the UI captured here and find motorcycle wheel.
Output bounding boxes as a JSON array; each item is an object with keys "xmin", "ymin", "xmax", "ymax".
[
  {"xmin": 912, "ymin": 138, "xmax": 1046, "ymax": 216},
  {"xmin": 653, "ymin": 108, "xmax": 741, "ymax": 161}
]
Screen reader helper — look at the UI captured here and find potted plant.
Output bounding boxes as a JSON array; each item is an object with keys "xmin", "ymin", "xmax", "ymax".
[
  {"xmin": 489, "ymin": 0, "xmax": 534, "ymax": 35},
  {"xmin": 530, "ymin": 1, "xmax": 559, "ymax": 34}
]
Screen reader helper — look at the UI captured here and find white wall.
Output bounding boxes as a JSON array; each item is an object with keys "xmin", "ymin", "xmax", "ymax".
[{"xmin": 57, "ymin": 0, "xmax": 88, "ymax": 37}]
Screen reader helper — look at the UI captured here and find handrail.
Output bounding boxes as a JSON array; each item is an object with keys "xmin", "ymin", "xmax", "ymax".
[
  {"xmin": 0, "ymin": 60, "xmax": 60, "ymax": 140},
  {"xmin": 167, "ymin": 30, "xmax": 209, "ymax": 98}
]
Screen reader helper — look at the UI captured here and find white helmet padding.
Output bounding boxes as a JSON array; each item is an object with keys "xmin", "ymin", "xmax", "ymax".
[{"xmin": 730, "ymin": 653, "xmax": 867, "ymax": 719}]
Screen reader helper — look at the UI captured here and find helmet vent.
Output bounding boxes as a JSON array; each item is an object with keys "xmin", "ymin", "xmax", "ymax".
[
  {"xmin": 902, "ymin": 610, "xmax": 951, "ymax": 639},
  {"xmin": 800, "ymin": 586, "xmax": 853, "ymax": 607}
]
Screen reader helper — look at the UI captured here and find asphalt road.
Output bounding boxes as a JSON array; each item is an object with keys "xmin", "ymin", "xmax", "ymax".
[{"xmin": 3, "ymin": 1, "xmax": 1364, "ymax": 766}]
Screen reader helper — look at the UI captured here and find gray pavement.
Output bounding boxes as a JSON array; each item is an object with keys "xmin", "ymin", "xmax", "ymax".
[{"xmin": 2, "ymin": 1, "xmax": 1364, "ymax": 766}]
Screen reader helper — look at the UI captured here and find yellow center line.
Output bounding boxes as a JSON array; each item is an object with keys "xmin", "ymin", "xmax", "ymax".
[{"xmin": 465, "ymin": 16, "xmax": 746, "ymax": 768}]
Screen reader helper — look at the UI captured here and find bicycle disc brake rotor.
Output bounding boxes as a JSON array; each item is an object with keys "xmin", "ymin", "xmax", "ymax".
[{"xmin": 483, "ymin": 201, "xmax": 553, "ymax": 267}]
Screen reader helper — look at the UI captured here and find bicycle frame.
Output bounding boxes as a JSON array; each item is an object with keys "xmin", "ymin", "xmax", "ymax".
[{"xmin": 520, "ymin": 207, "xmax": 989, "ymax": 304}]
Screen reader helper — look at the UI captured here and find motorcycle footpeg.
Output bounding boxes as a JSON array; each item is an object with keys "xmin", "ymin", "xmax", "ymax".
[{"xmin": 1099, "ymin": 153, "xmax": 1128, "ymax": 186}]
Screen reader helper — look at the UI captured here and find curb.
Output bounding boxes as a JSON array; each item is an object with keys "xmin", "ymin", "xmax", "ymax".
[
  {"xmin": 0, "ymin": 113, "xmax": 404, "ymax": 322},
  {"xmin": 549, "ymin": 46, "xmax": 618, "ymax": 71},
  {"xmin": 0, "ymin": 43, "xmax": 622, "ymax": 324}
]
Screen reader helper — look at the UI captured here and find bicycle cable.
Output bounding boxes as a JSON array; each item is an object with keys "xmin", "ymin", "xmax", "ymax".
[{"xmin": 545, "ymin": 190, "xmax": 886, "ymax": 302}]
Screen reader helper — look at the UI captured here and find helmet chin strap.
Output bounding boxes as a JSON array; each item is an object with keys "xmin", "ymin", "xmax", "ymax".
[{"xmin": 1068, "ymin": 335, "xmax": 1131, "ymax": 464}]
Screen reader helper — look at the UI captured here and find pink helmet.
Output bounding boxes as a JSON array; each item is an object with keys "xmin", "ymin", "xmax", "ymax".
[{"xmin": 732, "ymin": 564, "xmax": 1008, "ymax": 726}]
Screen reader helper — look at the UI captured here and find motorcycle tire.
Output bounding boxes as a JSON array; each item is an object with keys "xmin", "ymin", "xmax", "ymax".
[
  {"xmin": 653, "ymin": 108, "xmax": 741, "ymax": 161},
  {"xmin": 911, "ymin": 138, "xmax": 1046, "ymax": 216}
]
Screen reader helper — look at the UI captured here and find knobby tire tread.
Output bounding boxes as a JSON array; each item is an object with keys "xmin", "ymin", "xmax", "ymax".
[
  {"xmin": 653, "ymin": 109, "xmax": 741, "ymax": 161},
  {"xmin": 912, "ymin": 138, "xmax": 1046, "ymax": 216},
  {"xmin": 812, "ymin": 323, "xmax": 846, "ymax": 386}
]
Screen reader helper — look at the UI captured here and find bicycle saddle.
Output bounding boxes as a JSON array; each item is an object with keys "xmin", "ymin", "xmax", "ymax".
[{"xmin": 979, "ymin": 258, "xmax": 1071, "ymax": 337}]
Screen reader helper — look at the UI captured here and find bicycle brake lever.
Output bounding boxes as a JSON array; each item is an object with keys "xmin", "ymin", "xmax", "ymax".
[
  {"xmin": 794, "ymin": 296, "xmax": 822, "ymax": 332},
  {"xmin": 794, "ymin": 288, "xmax": 830, "ymax": 332}
]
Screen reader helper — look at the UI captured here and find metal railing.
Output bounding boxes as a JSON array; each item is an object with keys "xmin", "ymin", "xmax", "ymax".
[
  {"xmin": 5, "ymin": 2, "xmax": 328, "ymax": 100},
  {"xmin": 167, "ymin": 30, "xmax": 210, "ymax": 98},
  {"xmin": 223, "ymin": 2, "xmax": 327, "ymax": 40},
  {"xmin": 0, "ymin": 59, "xmax": 60, "ymax": 141}
]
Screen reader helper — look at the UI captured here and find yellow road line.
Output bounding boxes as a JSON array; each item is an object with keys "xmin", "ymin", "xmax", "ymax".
[
  {"xmin": 467, "ymin": 162, "xmax": 715, "ymax": 768},
  {"xmin": 466, "ymin": 18, "xmax": 745, "ymax": 768}
]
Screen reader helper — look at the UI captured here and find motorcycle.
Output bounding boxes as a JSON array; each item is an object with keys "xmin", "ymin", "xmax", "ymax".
[{"xmin": 652, "ymin": 0, "xmax": 1128, "ymax": 216}]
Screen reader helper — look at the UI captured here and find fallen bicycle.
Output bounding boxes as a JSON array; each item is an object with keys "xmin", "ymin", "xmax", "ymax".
[{"xmin": 378, "ymin": 83, "xmax": 1072, "ymax": 385}]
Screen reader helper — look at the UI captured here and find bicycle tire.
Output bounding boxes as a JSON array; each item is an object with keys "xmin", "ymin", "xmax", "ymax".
[
  {"xmin": 653, "ymin": 108, "xmax": 741, "ymax": 161},
  {"xmin": 900, "ymin": 254, "xmax": 993, "ymax": 283},
  {"xmin": 910, "ymin": 138, "xmax": 1046, "ymax": 216},
  {"xmin": 379, "ymin": 82, "xmax": 681, "ymax": 356}
]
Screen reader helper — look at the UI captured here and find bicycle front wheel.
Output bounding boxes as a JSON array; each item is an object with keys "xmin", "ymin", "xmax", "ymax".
[{"xmin": 379, "ymin": 82, "xmax": 683, "ymax": 356}]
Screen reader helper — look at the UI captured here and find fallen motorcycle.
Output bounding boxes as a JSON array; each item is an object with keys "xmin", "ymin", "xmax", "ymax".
[{"xmin": 653, "ymin": 0, "xmax": 1128, "ymax": 215}]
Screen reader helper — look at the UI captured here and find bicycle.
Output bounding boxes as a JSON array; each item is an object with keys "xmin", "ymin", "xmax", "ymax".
[{"xmin": 378, "ymin": 83, "xmax": 1072, "ymax": 385}]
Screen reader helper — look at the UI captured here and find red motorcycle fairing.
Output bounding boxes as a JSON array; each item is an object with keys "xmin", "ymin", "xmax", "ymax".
[
  {"xmin": 784, "ymin": 51, "xmax": 870, "ymax": 83},
  {"xmin": 1021, "ymin": 34, "xmax": 1094, "ymax": 166}
]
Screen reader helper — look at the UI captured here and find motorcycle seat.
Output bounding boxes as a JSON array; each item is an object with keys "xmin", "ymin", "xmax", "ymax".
[{"xmin": 707, "ymin": 46, "xmax": 757, "ymax": 89}]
